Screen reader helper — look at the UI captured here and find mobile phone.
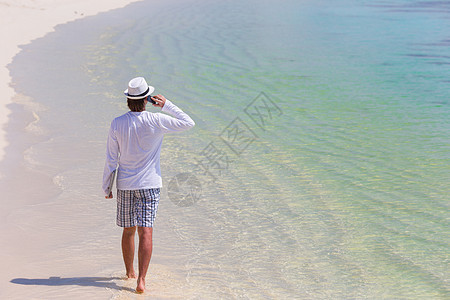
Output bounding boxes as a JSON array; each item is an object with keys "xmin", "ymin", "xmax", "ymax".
[{"xmin": 148, "ymin": 95, "xmax": 156, "ymax": 104}]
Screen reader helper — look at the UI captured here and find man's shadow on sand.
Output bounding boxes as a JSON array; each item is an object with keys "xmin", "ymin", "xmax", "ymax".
[{"xmin": 10, "ymin": 276, "xmax": 135, "ymax": 292}]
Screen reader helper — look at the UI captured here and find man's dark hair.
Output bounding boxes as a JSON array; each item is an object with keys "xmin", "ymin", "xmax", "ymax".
[{"xmin": 127, "ymin": 98, "xmax": 146, "ymax": 112}]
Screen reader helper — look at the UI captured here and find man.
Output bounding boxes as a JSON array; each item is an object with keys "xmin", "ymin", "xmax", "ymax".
[{"xmin": 102, "ymin": 77, "xmax": 195, "ymax": 293}]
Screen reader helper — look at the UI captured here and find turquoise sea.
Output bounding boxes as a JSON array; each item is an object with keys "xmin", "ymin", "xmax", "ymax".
[{"xmin": 7, "ymin": 0, "xmax": 449, "ymax": 298}]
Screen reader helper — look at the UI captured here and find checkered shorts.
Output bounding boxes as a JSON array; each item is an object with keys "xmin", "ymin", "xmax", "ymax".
[{"xmin": 116, "ymin": 189, "xmax": 160, "ymax": 228}]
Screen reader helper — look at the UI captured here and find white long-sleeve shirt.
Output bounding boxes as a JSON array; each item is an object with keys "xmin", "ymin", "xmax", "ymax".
[{"xmin": 102, "ymin": 100, "xmax": 195, "ymax": 195}]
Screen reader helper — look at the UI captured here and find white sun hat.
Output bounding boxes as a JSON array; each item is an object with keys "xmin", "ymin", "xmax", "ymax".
[{"xmin": 124, "ymin": 77, "xmax": 155, "ymax": 99}]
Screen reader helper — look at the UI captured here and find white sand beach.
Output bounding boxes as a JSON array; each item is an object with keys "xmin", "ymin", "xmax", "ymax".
[
  {"xmin": 0, "ymin": 0, "xmax": 143, "ymax": 168},
  {"xmin": 2, "ymin": 0, "xmax": 449, "ymax": 298},
  {"xmin": 0, "ymin": 1, "xmax": 172, "ymax": 298}
]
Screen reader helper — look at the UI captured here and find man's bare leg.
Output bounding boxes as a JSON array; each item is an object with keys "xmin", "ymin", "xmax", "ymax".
[
  {"xmin": 136, "ymin": 227, "xmax": 153, "ymax": 293},
  {"xmin": 122, "ymin": 226, "xmax": 137, "ymax": 279}
]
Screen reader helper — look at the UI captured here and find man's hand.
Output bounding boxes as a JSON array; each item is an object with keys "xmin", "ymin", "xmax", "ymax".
[
  {"xmin": 105, "ymin": 191, "xmax": 113, "ymax": 199},
  {"xmin": 150, "ymin": 94, "xmax": 166, "ymax": 108}
]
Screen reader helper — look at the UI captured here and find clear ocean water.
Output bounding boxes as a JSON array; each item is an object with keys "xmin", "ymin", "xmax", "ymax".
[{"xmin": 9, "ymin": 0, "xmax": 449, "ymax": 298}]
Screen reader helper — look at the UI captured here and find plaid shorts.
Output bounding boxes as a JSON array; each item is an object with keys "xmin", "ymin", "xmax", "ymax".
[{"xmin": 116, "ymin": 189, "xmax": 160, "ymax": 228}]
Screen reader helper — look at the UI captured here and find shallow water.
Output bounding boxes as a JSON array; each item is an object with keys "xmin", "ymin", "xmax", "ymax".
[{"xmin": 5, "ymin": 0, "xmax": 450, "ymax": 298}]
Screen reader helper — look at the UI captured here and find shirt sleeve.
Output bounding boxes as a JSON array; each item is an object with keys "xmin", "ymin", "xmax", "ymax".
[
  {"xmin": 158, "ymin": 99, "xmax": 195, "ymax": 132},
  {"xmin": 102, "ymin": 121, "xmax": 119, "ymax": 196}
]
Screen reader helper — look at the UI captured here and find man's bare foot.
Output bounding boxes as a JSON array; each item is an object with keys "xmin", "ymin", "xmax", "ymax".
[
  {"xmin": 126, "ymin": 272, "xmax": 137, "ymax": 279},
  {"xmin": 136, "ymin": 277, "xmax": 145, "ymax": 293}
]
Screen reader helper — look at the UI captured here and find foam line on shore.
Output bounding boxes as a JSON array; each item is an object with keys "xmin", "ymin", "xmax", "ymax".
[{"xmin": 0, "ymin": 0, "xmax": 144, "ymax": 168}]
